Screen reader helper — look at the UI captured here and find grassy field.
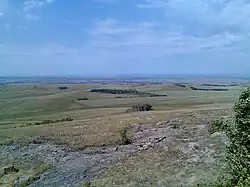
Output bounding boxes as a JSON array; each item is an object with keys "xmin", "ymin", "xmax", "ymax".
[
  {"xmin": 0, "ymin": 83, "xmax": 244, "ymax": 146},
  {"xmin": 0, "ymin": 80, "xmax": 248, "ymax": 186}
]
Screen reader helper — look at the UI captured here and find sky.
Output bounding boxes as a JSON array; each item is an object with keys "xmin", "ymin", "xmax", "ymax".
[{"xmin": 0, "ymin": 0, "xmax": 250, "ymax": 76}]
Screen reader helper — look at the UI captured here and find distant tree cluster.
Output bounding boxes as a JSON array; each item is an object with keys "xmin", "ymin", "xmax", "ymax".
[
  {"xmin": 90, "ymin": 88, "xmax": 166, "ymax": 97},
  {"xmin": 174, "ymin": 84, "xmax": 186, "ymax": 88},
  {"xmin": 190, "ymin": 86, "xmax": 229, "ymax": 91},
  {"xmin": 77, "ymin": 97, "xmax": 89, "ymax": 101},
  {"xmin": 90, "ymin": 88, "xmax": 140, "ymax": 94},
  {"xmin": 58, "ymin": 86, "xmax": 68, "ymax": 90},
  {"xmin": 201, "ymin": 83, "xmax": 238, "ymax": 87}
]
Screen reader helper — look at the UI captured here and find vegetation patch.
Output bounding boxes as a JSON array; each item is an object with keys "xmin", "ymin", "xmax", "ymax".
[
  {"xmin": 201, "ymin": 83, "xmax": 238, "ymax": 87},
  {"xmin": 77, "ymin": 97, "xmax": 89, "ymax": 101},
  {"xmin": 57, "ymin": 86, "xmax": 68, "ymax": 90},
  {"xmin": 26, "ymin": 118, "xmax": 74, "ymax": 126},
  {"xmin": 119, "ymin": 128, "xmax": 132, "ymax": 145},
  {"xmin": 90, "ymin": 88, "xmax": 166, "ymax": 97},
  {"xmin": 190, "ymin": 86, "xmax": 229, "ymax": 91},
  {"xmin": 127, "ymin": 104, "xmax": 152, "ymax": 112},
  {"xmin": 208, "ymin": 88, "xmax": 250, "ymax": 186},
  {"xmin": 174, "ymin": 83, "xmax": 186, "ymax": 88},
  {"xmin": 0, "ymin": 165, "xmax": 19, "ymax": 178},
  {"xmin": 208, "ymin": 119, "xmax": 225, "ymax": 134},
  {"xmin": 0, "ymin": 163, "xmax": 51, "ymax": 187}
]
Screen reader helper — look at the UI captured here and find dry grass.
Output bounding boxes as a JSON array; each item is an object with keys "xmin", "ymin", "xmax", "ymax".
[
  {"xmin": 1, "ymin": 104, "xmax": 232, "ymax": 149},
  {"xmin": 0, "ymin": 163, "xmax": 51, "ymax": 187},
  {"xmin": 0, "ymin": 83, "xmax": 239, "ymax": 148},
  {"xmin": 88, "ymin": 109, "xmax": 230, "ymax": 187},
  {"xmin": 0, "ymin": 82, "xmax": 240, "ymax": 186}
]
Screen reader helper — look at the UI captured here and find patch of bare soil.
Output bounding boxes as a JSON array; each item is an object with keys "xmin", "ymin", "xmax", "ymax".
[{"xmin": 1, "ymin": 108, "xmax": 230, "ymax": 186}]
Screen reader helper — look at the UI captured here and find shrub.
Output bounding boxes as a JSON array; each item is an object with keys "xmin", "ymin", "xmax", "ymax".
[
  {"xmin": 211, "ymin": 88, "xmax": 250, "ymax": 187},
  {"xmin": 119, "ymin": 128, "xmax": 132, "ymax": 145},
  {"xmin": 131, "ymin": 104, "xmax": 152, "ymax": 112},
  {"xmin": 225, "ymin": 88, "xmax": 250, "ymax": 186},
  {"xmin": 209, "ymin": 119, "xmax": 224, "ymax": 134},
  {"xmin": 83, "ymin": 181, "xmax": 91, "ymax": 187},
  {"xmin": 171, "ymin": 122, "xmax": 181, "ymax": 129},
  {"xmin": 27, "ymin": 118, "xmax": 74, "ymax": 126}
]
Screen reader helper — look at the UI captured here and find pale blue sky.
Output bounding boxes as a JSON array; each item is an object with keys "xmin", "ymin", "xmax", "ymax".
[{"xmin": 0, "ymin": 0, "xmax": 250, "ymax": 76}]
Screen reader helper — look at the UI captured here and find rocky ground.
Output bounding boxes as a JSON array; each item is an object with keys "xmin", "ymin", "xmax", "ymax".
[{"xmin": 0, "ymin": 109, "xmax": 230, "ymax": 187}]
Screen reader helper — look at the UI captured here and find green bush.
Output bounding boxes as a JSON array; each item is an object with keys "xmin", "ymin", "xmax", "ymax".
[
  {"xmin": 225, "ymin": 88, "xmax": 250, "ymax": 186},
  {"xmin": 209, "ymin": 119, "xmax": 224, "ymax": 134},
  {"xmin": 210, "ymin": 88, "xmax": 250, "ymax": 187},
  {"xmin": 119, "ymin": 128, "xmax": 132, "ymax": 145},
  {"xmin": 83, "ymin": 181, "xmax": 91, "ymax": 187}
]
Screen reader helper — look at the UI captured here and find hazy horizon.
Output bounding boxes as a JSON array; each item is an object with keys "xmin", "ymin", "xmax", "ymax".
[{"xmin": 1, "ymin": 73, "xmax": 250, "ymax": 81}]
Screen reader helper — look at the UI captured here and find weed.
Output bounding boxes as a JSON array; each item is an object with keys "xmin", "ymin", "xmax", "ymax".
[
  {"xmin": 209, "ymin": 119, "xmax": 224, "ymax": 134},
  {"xmin": 119, "ymin": 128, "xmax": 132, "ymax": 145},
  {"xmin": 83, "ymin": 181, "xmax": 91, "ymax": 187}
]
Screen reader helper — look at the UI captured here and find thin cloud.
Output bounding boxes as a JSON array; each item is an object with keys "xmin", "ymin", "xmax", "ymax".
[
  {"xmin": 63, "ymin": 19, "xmax": 76, "ymax": 25},
  {"xmin": 24, "ymin": 13, "xmax": 40, "ymax": 21},
  {"xmin": 23, "ymin": 0, "xmax": 45, "ymax": 12},
  {"xmin": 0, "ymin": 52, "xmax": 33, "ymax": 56},
  {"xmin": 137, "ymin": 0, "xmax": 250, "ymax": 36},
  {"xmin": 92, "ymin": 0, "xmax": 118, "ymax": 3},
  {"xmin": 45, "ymin": 0, "xmax": 55, "ymax": 3},
  {"xmin": 89, "ymin": 19, "xmax": 241, "ymax": 55},
  {"xmin": 23, "ymin": 0, "xmax": 55, "ymax": 21},
  {"xmin": 4, "ymin": 23, "xmax": 10, "ymax": 28},
  {"xmin": 23, "ymin": 0, "xmax": 55, "ymax": 11}
]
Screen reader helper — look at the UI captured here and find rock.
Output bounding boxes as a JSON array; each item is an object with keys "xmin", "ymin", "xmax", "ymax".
[
  {"xmin": 189, "ymin": 112, "xmax": 195, "ymax": 116},
  {"xmin": 186, "ymin": 155, "xmax": 199, "ymax": 163},
  {"xmin": 32, "ymin": 175, "xmax": 41, "ymax": 181},
  {"xmin": 22, "ymin": 153, "xmax": 28, "ymax": 157},
  {"xmin": 153, "ymin": 136, "xmax": 166, "ymax": 143},
  {"xmin": 135, "ymin": 126, "xmax": 143, "ymax": 132},
  {"xmin": 156, "ymin": 121, "xmax": 169, "ymax": 126},
  {"xmin": 14, "ymin": 175, "xmax": 31, "ymax": 187},
  {"xmin": 188, "ymin": 142, "xmax": 201, "ymax": 151},
  {"xmin": 193, "ymin": 144, "xmax": 200, "ymax": 150},
  {"xmin": 211, "ymin": 131, "xmax": 223, "ymax": 138}
]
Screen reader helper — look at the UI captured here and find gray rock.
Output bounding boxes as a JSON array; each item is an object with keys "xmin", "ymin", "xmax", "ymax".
[
  {"xmin": 156, "ymin": 121, "xmax": 169, "ymax": 126},
  {"xmin": 14, "ymin": 175, "xmax": 30, "ymax": 187}
]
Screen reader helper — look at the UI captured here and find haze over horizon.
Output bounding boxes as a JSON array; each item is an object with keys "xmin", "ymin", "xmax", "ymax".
[{"xmin": 1, "ymin": 0, "xmax": 250, "ymax": 76}]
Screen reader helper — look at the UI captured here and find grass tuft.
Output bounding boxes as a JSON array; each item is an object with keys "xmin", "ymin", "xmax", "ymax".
[{"xmin": 119, "ymin": 128, "xmax": 132, "ymax": 145}]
